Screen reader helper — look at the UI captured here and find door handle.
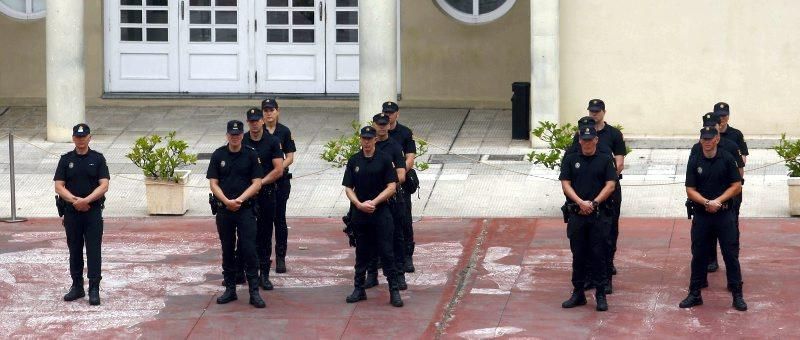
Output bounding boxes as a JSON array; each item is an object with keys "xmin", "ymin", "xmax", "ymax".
[
  {"xmin": 319, "ymin": 1, "xmax": 323, "ymax": 21},
  {"xmin": 181, "ymin": 1, "xmax": 185, "ymax": 20}
]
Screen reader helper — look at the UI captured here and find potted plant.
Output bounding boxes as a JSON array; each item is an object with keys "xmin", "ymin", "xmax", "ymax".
[
  {"xmin": 126, "ymin": 131, "xmax": 198, "ymax": 215},
  {"xmin": 773, "ymin": 133, "xmax": 800, "ymax": 215}
]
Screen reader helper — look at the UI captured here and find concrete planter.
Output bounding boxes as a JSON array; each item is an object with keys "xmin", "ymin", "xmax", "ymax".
[
  {"xmin": 144, "ymin": 170, "xmax": 190, "ymax": 215},
  {"xmin": 789, "ymin": 177, "xmax": 800, "ymax": 216}
]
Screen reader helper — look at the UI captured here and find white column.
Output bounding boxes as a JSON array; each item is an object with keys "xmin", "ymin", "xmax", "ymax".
[
  {"xmin": 358, "ymin": 0, "xmax": 397, "ymax": 124},
  {"xmin": 531, "ymin": 0, "xmax": 560, "ymax": 147},
  {"xmin": 46, "ymin": 0, "xmax": 85, "ymax": 142}
]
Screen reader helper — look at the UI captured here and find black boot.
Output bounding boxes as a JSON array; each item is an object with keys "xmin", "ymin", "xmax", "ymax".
[
  {"xmin": 562, "ymin": 290, "xmax": 587, "ymax": 308},
  {"xmin": 88, "ymin": 278, "xmax": 101, "ymax": 306},
  {"xmin": 731, "ymin": 284, "xmax": 748, "ymax": 311},
  {"xmin": 63, "ymin": 277, "xmax": 85, "ymax": 302},
  {"xmin": 346, "ymin": 288, "xmax": 367, "ymax": 303},
  {"xmin": 364, "ymin": 272, "xmax": 379, "ymax": 289},
  {"xmin": 276, "ymin": 257, "xmax": 287, "ymax": 273},
  {"xmin": 679, "ymin": 290, "xmax": 703, "ymax": 308},
  {"xmin": 403, "ymin": 243, "xmax": 416, "ymax": 273},
  {"xmin": 605, "ymin": 280, "xmax": 613, "ymax": 295},
  {"xmin": 707, "ymin": 261, "xmax": 719, "ymax": 273},
  {"xmin": 390, "ymin": 289, "xmax": 404, "ymax": 307},
  {"xmin": 397, "ymin": 273, "xmax": 408, "ymax": 291},
  {"xmin": 260, "ymin": 265, "xmax": 274, "ymax": 291},
  {"xmin": 216, "ymin": 282, "xmax": 238, "ymax": 304},
  {"xmin": 248, "ymin": 278, "xmax": 266, "ymax": 308},
  {"xmin": 234, "ymin": 271, "xmax": 246, "ymax": 285},
  {"xmin": 595, "ymin": 291, "xmax": 608, "ymax": 311}
]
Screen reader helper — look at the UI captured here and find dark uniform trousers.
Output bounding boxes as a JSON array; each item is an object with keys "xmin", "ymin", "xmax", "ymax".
[
  {"xmin": 354, "ymin": 206, "xmax": 398, "ymax": 289},
  {"xmin": 217, "ymin": 207, "xmax": 259, "ymax": 284},
  {"xmin": 235, "ymin": 184, "xmax": 277, "ymax": 272},
  {"xmin": 609, "ymin": 180, "xmax": 622, "ymax": 271},
  {"xmin": 368, "ymin": 191, "xmax": 407, "ymax": 275},
  {"xmin": 568, "ymin": 211, "xmax": 611, "ymax": 291},
  {"xmin": 709, "ymin": 192, "xmax": 742, "ymax": 266},
  {"xmin": 690, "ymin": 209, "xmax": 743, "ymax": 291},
  {"xmin": 274, "ymin": 177, "xmax": 291, "ymax": 258},
  {"xmin": 402, "ymin": 190, "xmax": 414, "ymax": 255},
  {"xmin": 63, "ymin": 205, "xmax": 104, "ymax": 281}
]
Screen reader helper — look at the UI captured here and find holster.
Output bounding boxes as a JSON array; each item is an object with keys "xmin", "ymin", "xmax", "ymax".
[
  {"xmin": 561, "ymin": 202, "xmax": 579, "ymax": 223},
  {"xmin": 55, "ymin": 195, "xmax": 65, "ymax": 217},
  {"xmin": 342, "ymin": 210, "xmax": 356, "ymax": 247},
  {"xmin": 209, "ymin": 193, "xmax": 221, "ymax": 215},
  {"xmin": 685, "ymin": 199, "xmax": 694, "ymax": 219}
]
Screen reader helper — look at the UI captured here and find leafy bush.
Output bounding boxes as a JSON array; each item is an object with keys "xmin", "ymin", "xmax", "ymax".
[
  {"xmin": 126, "ymin": 131, "xmax": 198, "ymax": 182},
  {"xmin": 321, "ymin": 120, "xmax": 429, "ymax": 170},
  {"xmin": 773, "ymin": 133, "xmax": 800, "ymax": 177},
  {"xmin": 526, "ymin": 121, "xmax": 576, "ymax": 170}
]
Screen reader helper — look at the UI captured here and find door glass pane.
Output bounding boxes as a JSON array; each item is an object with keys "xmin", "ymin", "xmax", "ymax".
[
  {"xmin": 146, "ymin": 0, "xmax": 167, "ymax": 6},
  {"xmin": 292, "ymin": 11, "xmax": 314, "ymax": 25},
  {"xmin": 292, "ymin": 29, "xmax": 314, "ymax": 43},
  {"xmin": 216, "ymin": 28, "xmax": 237, "ymax": 42},
  {"xmin": 445, "ymin": 0, "xmax": 472, "ymax": 14},
  {"xmin": 478, "ymin": 0, "xmax": 505, "ymax": 14},
  {"xmin": 267, "ymin": 29, "xmax": 289, "ymax": 42},
  {"xmin": 190, "ymin": 10, "xmax": 211, "ymax": 24},
  {"xmin": 121, "ymin": 10, "xmax": 143, "ymax": 23},
  {"xmin": 146, "ymin": 10, "xmax": 168, "ymax": 24},
  {"xmin": 32, "ymin": 0, "xmax": 46, "ymax": 11},
  {"xmin": 336, "ymin": 0, "xmax": 357, "ymax": 7},
  {"xmin": 267, "ymin": 0, "xmax": 288, "ymax": 6},
  {"xmin": 336, "ymin": 29, "xmax": 357, "ymax": 43},
  {"xmin": 121, "ymin": 0, "xmax": 142, "ymax": 5},
  {"xmin": 147, "ymin": 28, "xmax": 169, "ymax": 41},
  {"xmin": 121, "ymin": 27, "xmax": 143, "ymax": 41},
  {"xmin": 336, "ymin": 11, "xmax": 357, "ymax": 25},
  {"xmin": 292, "ymin": 0, "xmax": 314, "ymax": 7},
  {"xmin": 1, "ymin": 0, "xmax": 24, "ymax": 12},
  {"xmin": 190, "ymin": 0, "xmax": 210, "ymax": 6},
  {"xmin": 267, "ymin": 11, "xmax": 288, "ymax": 24},
  {"xmin": 216, "ymin": 0, "xmax": 237, "ymax": 6},
  {"xmin": 190, "ymin": 28, "xmax": 212, "ymax": 42},
  {"xmin": 215, "ymin": 11, "xmax": 237, "ymax": 24}
]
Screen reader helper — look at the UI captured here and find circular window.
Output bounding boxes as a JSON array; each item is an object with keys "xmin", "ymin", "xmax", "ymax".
[
  {"xmin": 435, "ymin": 0, "xmax": 516, "ymax": 25},
  {"xmin": 0, "ymin": 0, "xmax": 46, "ymax": 20}
]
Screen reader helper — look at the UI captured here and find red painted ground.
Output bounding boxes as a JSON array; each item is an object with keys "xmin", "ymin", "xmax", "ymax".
[{"xmin": 0, "ymin": 217, "xmax": 797, "ymax": 339}]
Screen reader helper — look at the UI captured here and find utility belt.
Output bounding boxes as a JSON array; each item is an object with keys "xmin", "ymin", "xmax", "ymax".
[
  {"xmin": 686, "ymin": 200, "xmax": 731, "ymax": 219},
  {"xmin": 55, "ymin": 196, "xmax": 105, "ymax": 217},
  {"xmin": 560, "ymin": 201, "xmax": 610, "ymax": 223},
  {"xmin": 387, "ymin": 186, "xmax": 406, "ymax": 207},
  {"xmin": 208, "ymin": 194, "xmax": 256, "ymax": 215}
]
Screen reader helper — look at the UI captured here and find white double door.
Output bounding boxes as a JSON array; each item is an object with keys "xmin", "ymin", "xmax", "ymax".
[{"xmin": 105, "ymin": 0, "xmax": 359, "ymax": 93}]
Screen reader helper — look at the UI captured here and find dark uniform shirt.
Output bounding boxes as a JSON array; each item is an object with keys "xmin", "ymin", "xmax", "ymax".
[
  {"xmin": 376, "ymin": 138, "xmax": 405, "ymax": 172},
  {"xmin": 266, "ymin": 123, "xmax": 296, "ymax": 175},
  {"xmin": 342, "ymin": 150, "xmax": 398, "ymax": 206},
  {"xmin": 690, "ymin": 138, "xmax": 745, "ymax": 168},
  {"xmin": 206, "ymin": 145, "xmax": 264, "ymax": 200},
  {"xmin": 559, "ymin": 152, "xmax": 617, "ymax": 201},
  {"xmin": 388, "ymin": 123, "xmax": 416, "ymax": 155},
  {"xmin": 567, "ymin": 123, "xmax": 627, "ymax": 158},
  {"xmin": 243, "ymin": 132, "xmax": 284, "ymax": 175},
  {"xmin": 720, "ymin": 126, "xmax": 749, "ymax": 156},
  {"xmin": 54, "ymin": 149, "xmax": 110, "ymax": 199},
  {"xmin": 685, "ymin": 149, "xmax": 742, "ymax": 200}
]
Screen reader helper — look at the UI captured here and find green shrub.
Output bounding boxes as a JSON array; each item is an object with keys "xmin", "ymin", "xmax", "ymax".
[
  {"xmin": 321, "ymin": 120, "xmax": 429, "ymax": 171},
  {"xmin": 126, "ymin": 131, "xmax": 197, "ymax": 182},
  {"xmin": 773, "ymin": 133, "xmax": 800, "ymax": 177}
]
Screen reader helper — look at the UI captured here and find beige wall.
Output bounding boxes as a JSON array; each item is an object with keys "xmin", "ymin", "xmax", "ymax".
[
  {"xmin": 400, "ymin": 0, "xmax": 531, "ymax": 108},
  {"xmin": 0, "ymin": 0, "xmax": 104, "ymax": 106},
  {"xmin": 560, "ymin": 0, "xmax": 800, "ymax": 136}
]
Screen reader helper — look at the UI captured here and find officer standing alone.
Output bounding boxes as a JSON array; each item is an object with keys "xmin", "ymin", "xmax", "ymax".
[
  {"xmin": 244, "ymin": 108, "xmax": 285, "ymax": 290},
  {"xmin": 263, "ymin": 98, "xmax": 296, "ymax": 274},
  {"xmin": 208, "ymin": 120, "xmax": 266, "ymax": 308},
  {"xmin": 679, "ymin": 126, "xmax": 747, "ymax": 311},
  {"xmin": 559, "ymin": 126, "xmax": 617, "ymax": 312},
  {"xmin": 343, "ymin": 126, "xmax": 403, "ymax": 307},
  {"xmin": 54, "ymin": 123, "xmax": 110, "ymax": 306},
  {"xmin": 383, "ymin": 101, "xmax": 417, "ymax": 273}
]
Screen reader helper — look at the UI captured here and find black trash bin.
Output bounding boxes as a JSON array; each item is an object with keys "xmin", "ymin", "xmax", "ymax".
[{"xmin": 511, "ymin": 82, "xmax": 530, "ymax": 140}]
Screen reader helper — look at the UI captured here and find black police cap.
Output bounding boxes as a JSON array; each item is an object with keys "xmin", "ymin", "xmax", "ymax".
[
  {"xmin": 227, "ymin": 120, "xmax": 244, "ymax": 135},
  {"xmin": 587, "ymin": 99, "xmax": 605, "ymax": 111},
  {"xmin": 702, "ymin": 112, "xmax": 720, "ymax": 127},
  {"xmin": 360, "ymin": 126, "xmax": 377, "ymax": 138},
  {"xmin": 382, "ymin": 101, "xmax": 399, "ymax": 113},
  {"xmin": 579, "ymin": 126, "xmax": 598, "ymax": 140},
  {"xmin": 714, "ymin": 102, "xmax": 730, "ymax": 116},
  {"xmin": 262, "ymin": 98, "xmax": 279, "ymax": 109},
  {"xmin": 700, "ymin": 126, "xmax": 719, "ymax": 139},
  {"xmin": 246, "ymin": 107, "xmax": 263, "ymax": 121},
  {"xmin": 72, "ymin": 123, "xmax": 90, "ymax": 137},
  {"xmin": 372, "ymin": 113, "xmax": 390, "ymax": 125}
]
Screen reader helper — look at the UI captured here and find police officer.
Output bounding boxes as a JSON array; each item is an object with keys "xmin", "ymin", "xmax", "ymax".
[
  {"xmin": 244, "ymin": 108, "xmax": 285, "ymax": 290},
  {"xmin": 262, "ymin": 98, "xmax": 296, "ymax": 274},
  {"xmin": 690, "ymin": 112, "xmax": 745, "ymax": 274},
  {"xmin": 364, "ymin": 113, "xmax": 408, "ymax": 290},
  {"xmin": 559, "ymin": 126, "xmax": 617, "ymax": 312},
  {"xmin": 679, "ymin": 126, "xmax": 747, "ymax": 311},
  {"xmin": 207, "ymin": 120, "xmax": 266, "ymax": 308},
  {"xmin": 54, "ymin": 123, "xmax": 110, "ymax": 306},
  {"xmin": 383, "ymin": 101, "xmax": 417, "ymax": 273},
  {"xmin": 714, "ymin": 102, "xmax": 748, "ymax": 271},
  {"xmin": 343, "ymin": 126, "xmax": 403, "ymax": 307}
]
